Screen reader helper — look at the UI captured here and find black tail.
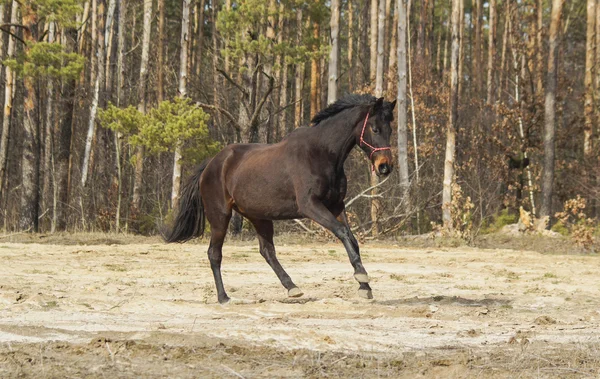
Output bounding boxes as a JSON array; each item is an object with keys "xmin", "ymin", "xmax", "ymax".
[{"xmin": 163, "ymin": 160, "xmax": 209, "ymax": 243}]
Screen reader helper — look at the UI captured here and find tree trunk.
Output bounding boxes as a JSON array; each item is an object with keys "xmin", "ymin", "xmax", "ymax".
[
  {"xmin": 277, "ymin": 1, "xmax": 288, "ymax": 138},
  {"xmin": 0, "ymin": 0, "xmax": 18, "ymax": 199},
  {"xmin": 375, "ymin": 0, "xmax": 385, "ymax": 96},
  {"xmin": 486, "ymin": 0, "xmax": 496, "ymax": 105},
  {"xmin": 536, "ymin": 0, "xmax": 544, "ymax": 95},
  {"xmin": 457, "ymin": 0, "xmax": 464, "ymax": 95},
  {"xmin": 157, "ymin": 0, "xmax": 165, "ymax": 103},
  {"xmin": 387, "ymin": 0, "xmax": 398, "ymax": 94},
  {"xmin": 81, "ymin": 0, "xmax": 106, "ymax": 188},
  {"xmin": 104, "ymin": 0, "xmax": 116, "ymax": 96},
  {"xmin": 172, "ymin": 0, "xmax": 192, "ymax": 209},
  {"xmin": 195, "ymin": 0, "xmax": 206, "ymax": 89},
  {"xmin": 132, "ymin": 0, "xmax": 152, "ymax": 212},
  {"xmin": 384, "ymin": 0, "xmax": 392, "ymax": 74},
  {"xmin": 584, "ymin": 0, "xmax": 595, "ymax": 158},
  {"xmin": 20, "ymin": 3, "xmax": 40, "ymax": 232},
  {"xmin": 348, "ymin": 1, "xmax": 354, "ymax": 91},
  {"xmin": 473, "ymin": 0, "xmax": 482, "ymax": 94},
  {"xmin": 42, "ymin": 22, "xmax": 56, "ymax": 231},
  {"xmin": 370, "ymin": 0, "xmax": 378, "ymax": 80},
  {"xmin": 442, "ymin": 0, "xmax": 461, "ymax": 229},
  {"xmin": 310, "ymin": 18, "xmax": 319, "ymax": 118},
  {"xmin": 397, "ymin": 0, "xmax": 409, "ymax": 192},
  {"xmin": 0, "ymin": 4, "xmax": 4, "ymax": 63},
  {"xmin": 498, "ymin": 1, "xmax": 511, "ymax": 103},
  {"xmin": 540, "ymin": 0, "xmax": 565, "ymax": 219},
  {"xmin": 417, "ymin": 0, "xmax": 430, "ymax": 65},
  {"xmin": 294, "ymin": 8, "xmax": 304, "ymax": 128},
  {"xmin": 327, "ymin": 0, "xmax": 340, "ymax": 104}
]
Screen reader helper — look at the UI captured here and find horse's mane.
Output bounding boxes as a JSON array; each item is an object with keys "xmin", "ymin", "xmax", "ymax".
[{"xmin": 311, "ymin": 93, "xmax": 376, "ymax": 125}]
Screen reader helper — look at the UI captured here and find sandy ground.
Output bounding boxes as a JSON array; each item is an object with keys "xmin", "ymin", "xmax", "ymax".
[{"xmin": 0, "ymin": 240, "xmax": 599, "ymax": 378}]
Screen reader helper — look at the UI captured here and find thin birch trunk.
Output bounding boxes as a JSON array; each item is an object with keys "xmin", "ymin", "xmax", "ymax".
[
  {"xmin": 172, "ymin": 0, "xmax": 192, "ymax": 209},
  {"xmin": 397, "ymin": 0, "xmax": 409, "ymax": 191},
  {"xmin": 370, "ymin": 0, "xmax": 387, "ymax": 236},
  {"xmin": 278, "ymin": 2, "xmax": 288, "ymax": 137},
  {"xmin": 81, "ymin": 0, "xmax": 105, "ymax": 188},
  {"xmin": 512, "ymin": 50, "xmax": 537, "ymax": 216},
  {"xmin": 132, "ymin": 0, "xmax": 152, "ymax": 212},
  {"xmin": 157, "ymin": 0, "xmax": 165, "ymax": 102},
  {"xmin": 486, "ymin": 0, "xmax": 496, "ymax": 105},
  {"xmin": 348, "ymin": 1, "xmax": 354, "ymax": 91},
  {"xmin": 536, "ymin": 0, "xmax": 544, "ymax": 95},
  {"xmin": 540, "ymin": 0, "xmax": 565, "ymax": 219},
  {"xmin": 375, "ymin": 0, "xmax": 385, "ymax": 96},
  {"xmin": 498, "ymin": 2, "xmax": 511, "ymax": 103},
  {"xmin": 443, "ymin": 0, "xmax": 461, "ymax": 229},
  {"xmin": 294, "ymin": 8, "xmax": 304, "ymax": 128},
  {"xmin": 104, "ymin": 0, "xmax": 116, "ymax": 95},
  {"xmin": 583, "ymin": 0, "xmax": 596, "ymax": 157},
  {"xmin": 457, "ymin": 0, "xmax": 464, "ymax": 95},
  {"xmin": 327, "ymin": 0, "xmax": 340, "ymax": 104},
  {"xmin": 474, "ymin": 0, "xmax": 482, "ymax": 94},
  {"xmin": 195, "ymin": 0, "xmax": 206, "ymax": 88},
  {"xmin": 43, "ymin": 22, "xmax": 56, "ymax": 231},
  {"xmin": 387, "ymin": 1, "xmax": 398, "ymax": 93},
  {"xmin": 370, "ymin": 0, "xmax": 378, "ymax": 80},
  {"xmin": 310, "ymin": 17, "xmax": 319, "ymax": 118}
]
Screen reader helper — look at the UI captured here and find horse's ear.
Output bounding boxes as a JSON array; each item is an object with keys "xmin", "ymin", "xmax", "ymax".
[
  {"xmin": 370, "ymin": 97, "xmax": 385, "ymax": 115},
  {"xmin": 389, "ymin": 100, "xmax": 397, "ymax": 110}
]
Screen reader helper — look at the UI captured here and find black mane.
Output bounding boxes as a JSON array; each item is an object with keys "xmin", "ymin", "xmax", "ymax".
[{"xmin": 311, "ymin": 93, "xmax": 376, "ymax": 125}]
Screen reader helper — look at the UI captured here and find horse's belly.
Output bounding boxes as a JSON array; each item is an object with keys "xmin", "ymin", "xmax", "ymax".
[{"xmin": 230, "ymin": 171, "xmax": 300, "ymax": 220}]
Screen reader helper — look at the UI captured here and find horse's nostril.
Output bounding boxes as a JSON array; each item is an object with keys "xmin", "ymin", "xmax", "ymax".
[{"xmin": 378, "ymin": 163, "xmax": 390, "ymax": 175}]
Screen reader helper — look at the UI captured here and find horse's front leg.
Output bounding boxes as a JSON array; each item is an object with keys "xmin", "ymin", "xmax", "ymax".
[{"xmin": 299, "ymin": 196, "xmax": 373, "ymax": 299}]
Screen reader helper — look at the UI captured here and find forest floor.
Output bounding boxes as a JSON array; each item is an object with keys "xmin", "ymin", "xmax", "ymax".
[{"xmin": 0, "ymin": 236, "xmax": 599, "ymax": 378}]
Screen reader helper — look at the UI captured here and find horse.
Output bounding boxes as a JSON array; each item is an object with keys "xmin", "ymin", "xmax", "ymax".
[{"xmin": 165, "ymin": 94, "xmax": 396, "ymax": 304}]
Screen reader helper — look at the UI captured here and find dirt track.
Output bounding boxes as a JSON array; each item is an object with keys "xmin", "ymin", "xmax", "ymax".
[{"xmin": 1, "ymin": 240, "xmax": 599, "ymax": 378}]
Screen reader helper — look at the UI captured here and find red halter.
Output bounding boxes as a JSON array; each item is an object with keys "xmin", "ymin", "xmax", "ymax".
[{"xmin": 359, "ymin": 113, "xmax": 392, "ymax": 168}]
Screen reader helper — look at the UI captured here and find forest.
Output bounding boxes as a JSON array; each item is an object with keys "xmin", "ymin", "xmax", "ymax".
[{"xmin": 0, "ymin": 0, "xmax": 598, "ymax": 244}]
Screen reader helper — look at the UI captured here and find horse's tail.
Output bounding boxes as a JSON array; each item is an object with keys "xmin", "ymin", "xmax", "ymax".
[{"xmin": 163, "ymin": 160, "xmax": 209, "ymax": 243}]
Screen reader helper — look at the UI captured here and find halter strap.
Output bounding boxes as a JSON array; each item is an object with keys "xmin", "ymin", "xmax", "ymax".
[{"xmin": 359, "ymin": 113, "xmax": 392, "ymax": 166}]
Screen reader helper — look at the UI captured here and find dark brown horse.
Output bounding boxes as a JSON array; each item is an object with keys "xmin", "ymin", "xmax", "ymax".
[{"xmin": 165, "ymin": 94, "xmax": 396, "ymax": 304}]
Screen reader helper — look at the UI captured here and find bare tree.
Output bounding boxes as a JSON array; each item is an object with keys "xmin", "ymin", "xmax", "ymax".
[
  {"xmin": 327, "ymin": 0, "xmax": 339, "ymax": 104},
  {"xmin": 132, "ymin": 0, "xmax": 152, "ymax": 212},
  {"xmin": 370, "ymin": 0, "xmax": 378, "ymax": 80},
  {"xmin": 20, "ymin": 2, "xmax": 40, "ymax": 231},
  {"xmin": 375, "ymin": 0, "xmax": 385, "ymax": 96},
  {"xmin": 81, "ymin": 0, "xmax": 106, "ymax": 188},
  {"xmin": 157, "ymin": 0, "xmax": 165, "ymax": 103},
  {"xmin": 584, "ymin": 0, "xmax": 596, "ymax": 157},
  {"xmin": 294, "ymin": 8, "xmax": 304, "ymax": 129},
  {"xmin": 540, "ymin": 0, "xmax": 565, "ymax": 219},
  {"xmin": 397, "ymin": 0, "xmax": 409, "ymax": 191},
  {"xmin": 486, "ymin": 0, "xmax": 496, "ymax": 105},
  {"xmin": 0, "ymin": 1, "xmax": 18, "ymax": 197},
  {"xmin": 443, "ymin": 0, "xmax": 461, "ymax": 229},
  {"xmin": 473, "ymin": 0, "xmax": 482, "ymax": 94},
  {"xmin": 172, "ymin": 0, "xmax": 192, "ymax": 208}
]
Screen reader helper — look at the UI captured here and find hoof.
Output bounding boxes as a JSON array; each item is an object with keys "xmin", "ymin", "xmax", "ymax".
[
  {"xmin": 288, "ymin": 287, "xmax": 304, "ymax": 298},
  {"xmin": 354, "ymin": 273, "xmax": 370, "ymax": 283},
  {"xmin": 218, "ymin": 296, "xmax": 231, "ymax": 304},
  {"xmin": 358, "ymin": 289, "xmax": 373, "ymax": 299}
]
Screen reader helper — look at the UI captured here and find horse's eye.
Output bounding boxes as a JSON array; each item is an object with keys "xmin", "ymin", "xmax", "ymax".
[{"xmin": 372, "ymin": 126, "xmax": 380, "ymax": 134}]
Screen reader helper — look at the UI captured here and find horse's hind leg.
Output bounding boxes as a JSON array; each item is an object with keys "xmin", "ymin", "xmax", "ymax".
[
  {"xmin": 206, "ymin": 211, "xmax": 232, "ymax": 304},
  {"xmin": 249, "ymin": 218, "xmax": 303, "ymax": 298}
]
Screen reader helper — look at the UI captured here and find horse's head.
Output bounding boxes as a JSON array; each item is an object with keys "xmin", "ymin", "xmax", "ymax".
[{"xmin": 357, "ymin": 97, "xmax": 396, "ymax": 177}]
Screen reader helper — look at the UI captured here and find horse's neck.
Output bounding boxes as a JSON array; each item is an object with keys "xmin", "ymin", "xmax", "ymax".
[{"xmin": 313, "ymin": 108, "xmax": 364, "ymax": 168}]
